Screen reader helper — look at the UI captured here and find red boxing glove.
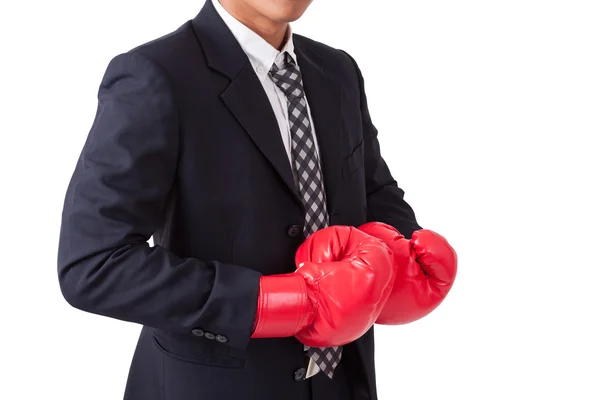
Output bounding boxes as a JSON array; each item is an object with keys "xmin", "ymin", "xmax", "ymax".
[
  {"xmin": 252, "ymin": 226, "xmax": 396, "ymax": 347},
  {"xmin": 359, "ymin": 222, "xmax": 457, "ymax": 325}
]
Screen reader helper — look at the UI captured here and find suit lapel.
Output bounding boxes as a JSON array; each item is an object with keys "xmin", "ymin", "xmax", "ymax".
[
  {"xmin": 294, "ymin": 39, "xmax": 344, "ymax": 215},
  {"xmin": 192, "ymin": 1, "xmax": 301, "ymax": 204},
  {"xmin": 219, "ymin": 70, "xmax": 300, "ymax": 202},
  {"xmin": 192, "ymin": 2, "xmax": 345, "ymax": 210}
]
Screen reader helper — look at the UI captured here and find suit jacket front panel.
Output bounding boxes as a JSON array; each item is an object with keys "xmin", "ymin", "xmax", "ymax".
[{"xmin": 141, "ymin": 20, "xmax": 371, "ymax": 275}]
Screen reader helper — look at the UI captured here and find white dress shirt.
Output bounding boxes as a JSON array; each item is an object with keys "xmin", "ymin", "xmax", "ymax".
[{"xmin": 212, "ymin": 0, "xmax": 321, "ymax": 168}]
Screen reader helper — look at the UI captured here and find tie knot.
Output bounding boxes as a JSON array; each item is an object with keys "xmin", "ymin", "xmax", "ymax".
[{"xmin": 269, "ymin": 52, "xmax": 304, "ymax": 99}]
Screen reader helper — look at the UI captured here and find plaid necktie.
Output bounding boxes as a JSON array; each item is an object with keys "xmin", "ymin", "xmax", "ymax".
[{"xmin": 269, "ymin": 52, "xmax": 342, "ymax": 379}]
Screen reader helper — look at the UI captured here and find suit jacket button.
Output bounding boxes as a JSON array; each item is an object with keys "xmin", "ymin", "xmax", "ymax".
[
  {"xmin": 294, "ymin": 368, "xmax": 306, "ymax": 381},
  {"xmin": 287, "ymin": 225, "xmax": 302, "ymax": 238},
  {"xmin": 204, "ymin": 332, "xmax": 215, "ymax": 340},
  {"xmin": 216, "ymin": 335, "xmax": 228, "ymax": 343},
  {"xmin": 192, "ymin": 328, "xmax": 204, "ymax": 337}
]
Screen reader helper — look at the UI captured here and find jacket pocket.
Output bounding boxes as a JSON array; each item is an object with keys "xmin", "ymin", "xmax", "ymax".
[{"xmin": 152, "ymin": 330, "xmax": 246, "ymax": 369}]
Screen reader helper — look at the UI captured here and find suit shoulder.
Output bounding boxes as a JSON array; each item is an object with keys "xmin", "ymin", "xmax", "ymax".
[
  {"xmin": 294, "ymin": 34, "xmax": 352, "ymax": 65},
  {"xmin": 98, "ymin": 23, "xmax": 195, "ymax": 87},
  {"xmin": 106, "ymin": 20, "xmax": 206, "ymax": 91},
  {"xmin": 127, "ymin": 21, "xmax": 195, "ymax": 60},
  {"xmin": 294, "ymin": 34, "xmax": 360, "ymax": 88}
]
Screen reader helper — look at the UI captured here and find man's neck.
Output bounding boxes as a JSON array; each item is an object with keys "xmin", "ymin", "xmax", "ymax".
[{"xmin": 218, "ymin": 0, "xmax": 289, "ymax": 50}]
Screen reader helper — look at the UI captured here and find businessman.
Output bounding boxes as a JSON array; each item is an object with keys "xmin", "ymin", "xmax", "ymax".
[{"xmin": 58, "ymin": 0, "xmax": 457, "ymax": 399}]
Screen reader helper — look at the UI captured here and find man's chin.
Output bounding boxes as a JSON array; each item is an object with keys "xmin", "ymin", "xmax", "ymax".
[{"xmin": 272, "ymin": 13, "xmax": 305, "ymax": 24}]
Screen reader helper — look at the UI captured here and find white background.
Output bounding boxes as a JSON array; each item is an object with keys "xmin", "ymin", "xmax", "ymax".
[{"xmin": 1, "ymin": 0, "xmax": 599, "ymax": 399}]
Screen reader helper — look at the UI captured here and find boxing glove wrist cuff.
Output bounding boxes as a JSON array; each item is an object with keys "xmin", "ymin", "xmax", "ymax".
[{"xmin": 251, "ymin": 273, "xmax": 314, "ymax": 339}]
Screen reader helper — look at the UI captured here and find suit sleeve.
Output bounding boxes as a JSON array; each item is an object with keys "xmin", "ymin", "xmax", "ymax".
[
  {"xmin": 57, "ymin": 52, "xmax": 260, "ymax": 350},
  {"xmin": 342, "ymin": 51, "xmax": 422, "ymax": 238}
]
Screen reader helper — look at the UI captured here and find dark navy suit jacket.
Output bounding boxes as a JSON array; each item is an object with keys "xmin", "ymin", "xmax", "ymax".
[{"xmin": 57, "ymin": 1, "xmax": 421, "ymax": 399}]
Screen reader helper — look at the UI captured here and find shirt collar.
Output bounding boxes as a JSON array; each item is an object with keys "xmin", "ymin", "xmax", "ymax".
[{"xmin": 212, "ymin": 0, "xmax": 297, "ymax": 81}]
